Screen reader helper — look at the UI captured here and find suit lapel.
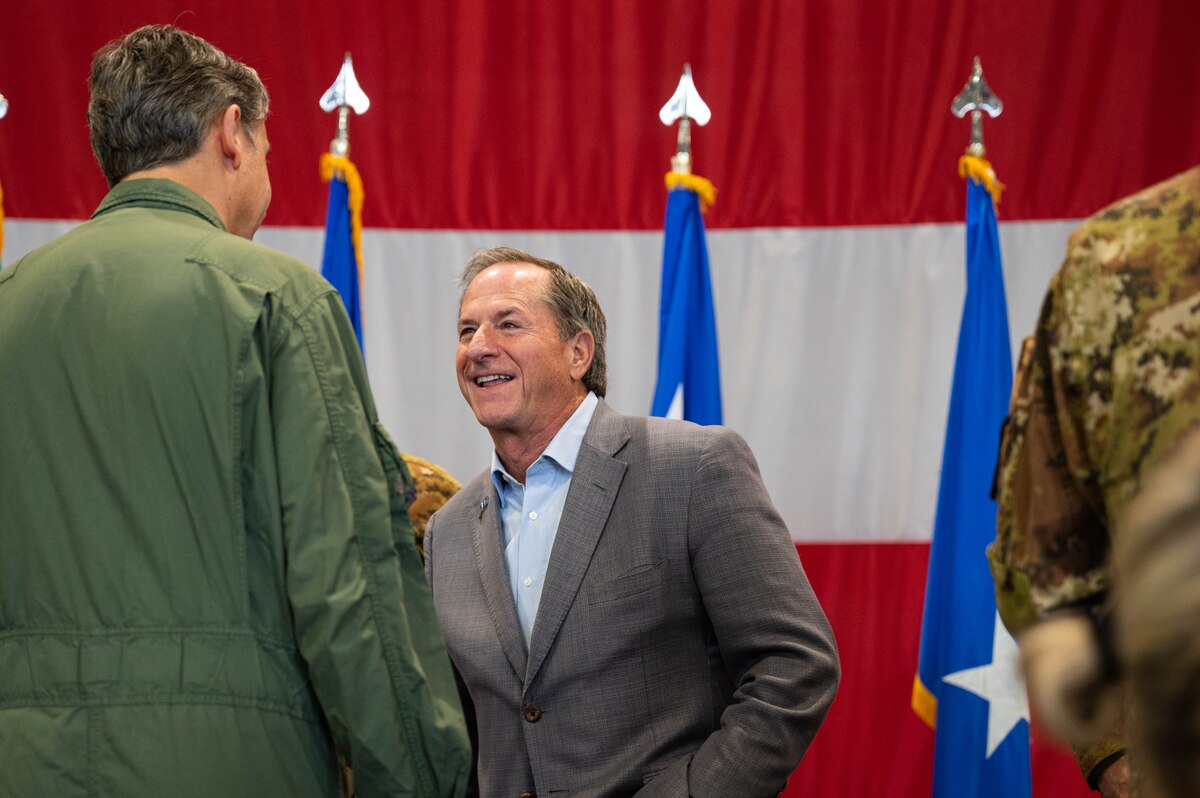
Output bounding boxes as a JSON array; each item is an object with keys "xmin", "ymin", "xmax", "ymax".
[
  {"xmin": 470, "ymin": 482, "xmax": 528, "ymax": 678},
  {"xmin": 525, "ymin": 401, "xmax": 629, "ymax": 687}
]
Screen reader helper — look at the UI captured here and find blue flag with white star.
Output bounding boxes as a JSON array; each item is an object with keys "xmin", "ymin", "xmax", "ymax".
[
  {"xmin": 913, "ymin": 164, "xmax": 1031, "ymax": 798},
  {"xmin": 650, "ymin": 185, "xmax": 722, "ymax": 425}
]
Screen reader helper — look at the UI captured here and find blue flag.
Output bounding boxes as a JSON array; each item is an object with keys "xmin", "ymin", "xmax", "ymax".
[
  {"xmin": 320, "ymin": 158, "xmax": 364, "ymax": 351},
  {"xmin": 650, "ymin": 186, "xmax": 722, "ymax": 425},
  {"xmin": 913, "ymin": 165, "xmax": 1031, "ymax": 797}
]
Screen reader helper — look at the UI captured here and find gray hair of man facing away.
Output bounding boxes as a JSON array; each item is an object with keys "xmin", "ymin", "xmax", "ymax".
[
  {"xmin": 460, "ymin": 246, "xmax": 609, "ymax": 398},
  {"xmin": 88, "ymin": 24, "xmax": 269, "ymax": 188}
]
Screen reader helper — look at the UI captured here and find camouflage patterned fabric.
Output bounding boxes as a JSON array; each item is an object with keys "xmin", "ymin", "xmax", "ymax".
[
  {"xmin": 401, "ymin": 452, "xmax": 463, "ymax": 560},
  {"xmin": 990, "ymin": 165, "xmax": 1200, "ymax": 789}
]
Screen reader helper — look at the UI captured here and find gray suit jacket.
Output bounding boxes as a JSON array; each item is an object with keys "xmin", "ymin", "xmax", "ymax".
[{"xmin": 425, "ymin": 400, "xmax": 839, "ymax": 797}]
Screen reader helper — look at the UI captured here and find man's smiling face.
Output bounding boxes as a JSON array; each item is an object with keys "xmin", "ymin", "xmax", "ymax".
[{"xmin": 456, "ymin": 261, "xmax": 588, "ymax": 445}]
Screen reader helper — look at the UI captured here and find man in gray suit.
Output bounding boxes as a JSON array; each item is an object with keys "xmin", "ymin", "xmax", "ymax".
[{"xmin": 425, "ymin": 247, "xmax": 840, "ymax": 797}]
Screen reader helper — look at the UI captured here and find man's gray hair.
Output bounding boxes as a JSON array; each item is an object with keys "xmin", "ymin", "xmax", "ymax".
[
  {"xmin": 460, "ymin": 247, "xmax": 608, "ymax": 397},
  {"xmin": 88, "ymin": 25, "xmax": 269, "ymax": 187}
]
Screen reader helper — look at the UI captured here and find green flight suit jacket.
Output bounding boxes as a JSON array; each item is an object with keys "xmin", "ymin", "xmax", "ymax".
[{"xmin": 0, "ymin": 179, "xmax": 470, "ymax": 797}]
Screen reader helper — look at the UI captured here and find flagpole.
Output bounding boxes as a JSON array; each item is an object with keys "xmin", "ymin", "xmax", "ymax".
[
  {"xmin": 659, "ymin": 64, "xmax": 716, "ymax": 209},
  {"xmin": 319, "ymin": 54, "xmax": 370, "ymax": 353},
  {"xmin": 913, "ymin": 58, "xmax": 1030, "ymax": 798},
  {"xmin": 651, "ymin": 64, "xmax": 722, "ymax": 425},
  {"xmin": 952, "ymin": 57, "xmax": 1005, "ymax": 204}
]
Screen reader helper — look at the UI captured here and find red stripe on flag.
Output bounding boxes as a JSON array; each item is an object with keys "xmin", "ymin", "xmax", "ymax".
[{"xmin": 0, "ymin": 1, "xmax": 1197, "ymax": 229}]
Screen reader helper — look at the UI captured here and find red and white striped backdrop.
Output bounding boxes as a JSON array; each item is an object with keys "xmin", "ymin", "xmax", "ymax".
[{"xmin": 4, "ymin": 2, "xmax": 1199, "ymax": 795}]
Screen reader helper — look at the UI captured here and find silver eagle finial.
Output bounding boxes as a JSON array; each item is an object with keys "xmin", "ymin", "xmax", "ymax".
[
  {"xmin": 319, "ymin": 54, "xmax": 370, "ymax": 158},
  {"xmin": 951, "ymin": 57, "xmax": 1002, "ymax": 157},
  {"xmin": 660, "ymin": 64, "xmax": 711, "ymax": 175}
]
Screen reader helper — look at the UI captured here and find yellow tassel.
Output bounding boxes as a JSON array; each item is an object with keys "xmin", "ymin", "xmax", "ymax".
[
  {"xmin": 958, "ymin": 154, "xmax": 1005, "ymax": 204},
  {"xmin": 319, "ymin": 153, "xmax": 365, "ymax": 282},
  {"xmin": 911, "ymin": 675, "xmax": 938, "ymax": 730},
  {"xmin": 0, "ymin": 170, "xmax": 5, "ymax": 261},
  {"xmin": 665, "ymin": 172, "xmax": 717, "ymax": 212}
]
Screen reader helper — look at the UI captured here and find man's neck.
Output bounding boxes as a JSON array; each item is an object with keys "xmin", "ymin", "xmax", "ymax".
[
  {"xmin": 123, "ymin": 163, "xmax": 202, "ymax": 193},
  {"xmin": 122, "ymin": 157, "xmax": 230, "ymax": 232},
  {"xmin": 491, "ymin": 394, "xmax": 587, "ymax": 483}
]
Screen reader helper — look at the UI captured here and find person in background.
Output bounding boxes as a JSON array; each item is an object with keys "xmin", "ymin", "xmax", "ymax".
[
  {"xmin": 424, "ymin": 246, "xmax": 840, "ymax": 798},
  {"xmin": 0, "ymin": 25, "xmax": 469, "ymax": 797},
  {"xmin": 403, "ymin": 452, "xmax": 464, "ymax": 560},
  {"xmin": 990, "ymin": 164, "xmax": 1200, "ymax": 798}
]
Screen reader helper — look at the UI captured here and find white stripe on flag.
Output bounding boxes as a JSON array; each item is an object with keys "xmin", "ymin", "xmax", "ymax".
[{"xmin": 4, "ymin": 218, "xmax": 1075, "ymax": 542}]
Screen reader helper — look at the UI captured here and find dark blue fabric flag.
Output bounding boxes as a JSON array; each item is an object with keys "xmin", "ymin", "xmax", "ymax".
[
  {"xmin": 913, "ymin": 170, "xmax": 1031, "ymax": 798},
  {"xmin": 321, "ymin": 171, "xmax": 363, "ymax": 351},
  {"xmin": 650, "ymin": 186, "xmax": 722, "ymax": 425}
]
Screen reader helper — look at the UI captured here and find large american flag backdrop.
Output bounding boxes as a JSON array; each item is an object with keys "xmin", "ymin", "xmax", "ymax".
[{"xmin": 3, "ymin": 2, "xmax": 1198, "ymax": 795}]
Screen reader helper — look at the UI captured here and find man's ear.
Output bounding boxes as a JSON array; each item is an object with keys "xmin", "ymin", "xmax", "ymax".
[
  {"xmin": 569, "ymin": 329, "xmax": 595, "ymax": 381},
  {"xmin": 216, "ymin": 104, "xmax": 245, "ymax": 168}
]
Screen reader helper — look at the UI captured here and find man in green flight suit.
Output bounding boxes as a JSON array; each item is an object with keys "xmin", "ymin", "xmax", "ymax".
[{"xmin": 0, "ymin": 25, "xmax": 469, "ymax": 797}]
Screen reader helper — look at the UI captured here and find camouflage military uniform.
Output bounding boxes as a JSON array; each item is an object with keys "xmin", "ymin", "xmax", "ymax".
[
  {"xmin": 989, "ymin": 165, "xmax": 1200, "ymax": 789},
  {"xmin": 401, "ymin": 452, "xmax": 463, "ymax": 560}
]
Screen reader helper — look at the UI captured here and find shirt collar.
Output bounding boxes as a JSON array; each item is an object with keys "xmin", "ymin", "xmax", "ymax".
[
  {"xmin": 91, "ymin": 178, "xmax": 227, "ymax": 231},
  {"xmin": 491, "ymin": 392, "xmax": 599, "ymax": 502}
]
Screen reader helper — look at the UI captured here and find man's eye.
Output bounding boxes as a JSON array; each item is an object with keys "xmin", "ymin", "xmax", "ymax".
[{"xmin": 458, "ymin": 327, "xmax": 475, "ymax": 339}]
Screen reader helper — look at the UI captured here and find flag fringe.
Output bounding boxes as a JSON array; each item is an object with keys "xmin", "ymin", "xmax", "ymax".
[
  {"xmin": 320, "ymin": 153, "xmax": 365, "ymax": 281},
  {"xmin": 958, "ymin": 154, "xmax": 1005, "ymax": 204},
  {"xmin": 0, "ymin": 170, "xmax": 5, "ymax": 261},
  {"xmin": 911, "ymin": 675, "xmax": 938, "ymax": 730},
  {"xmin": 665, "ymin": 172, "xmax": 716, "ymax": 212}
]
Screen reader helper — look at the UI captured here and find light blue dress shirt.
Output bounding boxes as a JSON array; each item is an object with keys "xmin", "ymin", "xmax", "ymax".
[{"xmin": 491, "ymin": 391, "xmax": 599, "ymax": 644}]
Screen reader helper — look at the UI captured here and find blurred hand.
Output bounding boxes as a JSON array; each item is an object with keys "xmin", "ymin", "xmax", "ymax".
[{"xmin": 1018, "ymin": 614, "xmax": 1120, "ymax": 743}]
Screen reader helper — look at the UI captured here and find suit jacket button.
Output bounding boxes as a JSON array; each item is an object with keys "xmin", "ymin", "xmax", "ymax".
[
  {"xmin": 519, "ymin": 793, "xmax": 535, "ymax": 798},
  {"xmin": 523, "ymin": 705, "xmax": 542, "ymax": 723}
]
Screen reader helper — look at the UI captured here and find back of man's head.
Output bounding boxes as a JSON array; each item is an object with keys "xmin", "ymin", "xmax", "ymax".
[{"xmin": 88, "ymin": 25, "xmax": 268, "ymax": 188}]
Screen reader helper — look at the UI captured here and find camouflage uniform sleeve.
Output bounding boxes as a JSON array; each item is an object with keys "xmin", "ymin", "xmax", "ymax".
[
  {"xmin": 989, "ymin": 278, "xmax": 1110, "ymax": 630},
  {"xmin": 989, "ymin": 335, "xmax": 1040, "ymax": 635},
  {"xmin": 988, "ymin": 237, "xmax": 1124, "ymax": 784}
]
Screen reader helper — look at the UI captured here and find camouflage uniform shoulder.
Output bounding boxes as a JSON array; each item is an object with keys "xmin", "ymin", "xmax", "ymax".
[
  {"xmin": 1088, "ymin": 165, "xmax": 1200, "ymax": 230},
  {"xmin": 400, "ymin": 453, "xmax": 463, "ymax": 559},
  {"xmin": 1062, "ymin": 164, "xmax": 1200, "ymax": 285},
  {"xmin": 1041, "ymin": 165, "xmax": 1200, "ymax": 492},
  {"xmin": 401, "ymin": 453, "xmax": 463, "ymax": 496}
]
